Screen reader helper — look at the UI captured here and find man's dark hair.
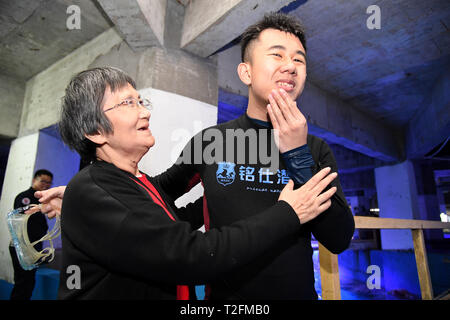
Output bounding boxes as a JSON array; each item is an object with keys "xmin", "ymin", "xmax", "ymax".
[
  {"xmin": 59, "ymin": 67, "xmax": 136, "ymax": 162},
  {"xmin": 240, "ymin": 12, "xmax": 307, "ymax": 62},
  {"xmin": 34, "ymin": 169, "xmax": 53, "ymax": 179}
]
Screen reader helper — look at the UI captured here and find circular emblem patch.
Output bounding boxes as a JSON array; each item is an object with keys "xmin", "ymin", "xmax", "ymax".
[{"xmin": 21, "ymin": 197, "xmax": 30, "ymax": 205}]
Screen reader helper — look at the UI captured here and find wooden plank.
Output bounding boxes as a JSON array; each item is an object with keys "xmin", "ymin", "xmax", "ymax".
[
  {"xmin": 412, "ymin": 229, "xmax": 433, "ymax": 300},
  {"xmin": 354, "ymin": 216, "xmax": 450, "ymax": 230},
  {"xmin": 319, "ymin": 242, "xmax": 341, "ymax": 300}
]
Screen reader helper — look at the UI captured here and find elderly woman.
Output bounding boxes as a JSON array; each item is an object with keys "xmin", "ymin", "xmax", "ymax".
[{"xmin": 51, "ymin": 67, "xmax": 337, "ymax": 299}]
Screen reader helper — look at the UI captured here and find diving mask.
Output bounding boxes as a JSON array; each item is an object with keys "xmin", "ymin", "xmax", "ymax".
[{"xmin": 7, "ymin": 204, "xmax": 61, "ymax": 270}]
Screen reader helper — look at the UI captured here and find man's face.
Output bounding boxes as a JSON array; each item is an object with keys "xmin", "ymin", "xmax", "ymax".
[
  {"xmin": 244, "ymin": 28, "xmax": 307, "ymax": 104},
  {"xmin": 32, "ymin": 174, "xmax": 52, "ymax": 191}
]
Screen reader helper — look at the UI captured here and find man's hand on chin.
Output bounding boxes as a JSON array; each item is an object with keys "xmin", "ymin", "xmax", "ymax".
[{"xmin": 267, "ymin": 88, "xmax": 308, "ymax": 152}]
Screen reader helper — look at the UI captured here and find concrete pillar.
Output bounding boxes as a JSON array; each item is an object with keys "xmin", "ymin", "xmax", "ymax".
[
  {"xmin": 97, "ymin": 0, "xmax": 167, "ymax": 49},
  {"xmin": 136, "ymin": 50, "xmax": 218, "ymax": 206},
  {"xmin": 90, "ymin": 1, "xmax": 218, "ymax": 106},
  {"xmin": 0, "ymin": 133, "xmax": 39, "ymax": 283},
  {"xmin": 136, "ymin": 47, "xmax": 218, "ymax": 105},
  {"xmin": 0, "ymin": 74, "xmax": 25, "ymax": 138},
  {"xmin": 374, "ymin": 161, "xmax": 421, "ymax": 250},
  {"xmin": 181, "ymin": 0, "xmax": 296, "ymax": 57},
  {"xmin": 413, "ymin": 160, "xmax": 445, "ymax": 242}
]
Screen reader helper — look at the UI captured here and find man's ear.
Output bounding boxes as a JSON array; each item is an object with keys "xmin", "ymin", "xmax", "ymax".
[
  {"xmin": 237, "ymin": 62, "xmax": 252, "ymax": 86},
  {"xmin": 85, "ymin": 132, "xmax": 107, "ymax": 145}
]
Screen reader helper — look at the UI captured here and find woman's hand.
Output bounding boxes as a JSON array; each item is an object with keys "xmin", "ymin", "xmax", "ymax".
[
  {"xmin": 25, "ymin": 186, "xmax": 66, "ymax": 218},
  {"xmin": 279, "ymin": 167, "xmax": 337, "ymax": 224}
]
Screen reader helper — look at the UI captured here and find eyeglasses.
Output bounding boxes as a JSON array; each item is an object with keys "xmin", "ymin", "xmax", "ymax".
[
  {"xmin": 104, "ymin": 98, "xmax": 153, "ymax": 113},
  {"xmin": 35, "ymin": 177, "xmax": 52, "ymax": 185},
  {"xmin": 38, "ymin": 179, "xmax": 52, "ymax": 185}
]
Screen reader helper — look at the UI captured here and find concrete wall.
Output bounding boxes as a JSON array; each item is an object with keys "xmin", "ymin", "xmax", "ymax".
[
  {"xmin": 182, "ymin": 0, "xmax": 242, "ymax": 49},
  {"xmin": 138, "ymin": 88, "xmax": 218, "ymax": 208},
  {"xmin": 97, "ymin": 0, "xmax": 166, "ymax": 49},
  {"xmin": 300, "ymin": 82, "xmax": 403, "ymax": 162},
  {"xmin": 90, "ymin": 44, "xmax": 218, "ymax": 106},
  {"xmin": 137, "ymin": 47, "xmax": 218, "ymax": 106},
  {"xmin": 217, "ymin": 44, "xmax": 248, "ymax": 97},
  {"xmin": 406, "ymin": 67, "xmax": 450, "ymax": 158},
  {"xmin": 19, "ymin": 28, "xmax": 123, "ymax": 137},
  {"xmin": 0, "ymin": 74, "xmax": 25, "ymax": 138},
  {"xmin": 138, "ymin": 88, "xmax": 217, "ymax": 176}
]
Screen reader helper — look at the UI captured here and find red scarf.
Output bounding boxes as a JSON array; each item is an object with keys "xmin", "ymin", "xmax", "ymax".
[{"xmin": 132, "ymin": 174, "xmax": 190, "ymax": 300}]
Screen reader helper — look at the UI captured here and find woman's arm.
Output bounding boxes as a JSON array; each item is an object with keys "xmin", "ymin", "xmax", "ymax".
[{"xmin": 63, "ymin": 166, "xmax": 302, "ymax": 286}]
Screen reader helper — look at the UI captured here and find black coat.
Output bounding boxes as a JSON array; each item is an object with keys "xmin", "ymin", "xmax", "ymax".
[
  {"xmin": 57, "ymin": 161, "xmax": 301, "ymax": 299},
  {"xmin": 159, "ymin": 113, "xmax": 355, "ymax": 299}
]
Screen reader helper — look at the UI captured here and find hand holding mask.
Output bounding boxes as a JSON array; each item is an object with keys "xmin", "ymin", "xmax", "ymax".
[{"xmin": 7, "ymin": 204, "xmax": 60, "ymax": 270}]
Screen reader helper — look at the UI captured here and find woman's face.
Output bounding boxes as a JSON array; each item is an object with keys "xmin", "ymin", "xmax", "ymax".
[{"xmin": 99, "ymin": 83, "xmax": 155, "ymax": 159}]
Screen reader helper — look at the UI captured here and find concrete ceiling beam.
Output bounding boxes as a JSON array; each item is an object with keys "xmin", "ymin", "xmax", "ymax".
[
  {"xmin": 97, "ymin": 0, "xmax": 167, "ymax": 49},
  {"xmin": 406, "ymin": 67, "xmax": 450, "ymax": 159},
  {"xmin": 301, "ymin": 82, "xmax": 404, "ymax": 162},
  {"xmin": 180, "ymin": 0, "xmax": 296, "ymax": 57}
]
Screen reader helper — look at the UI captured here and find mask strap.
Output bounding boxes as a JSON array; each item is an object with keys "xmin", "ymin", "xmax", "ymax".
[
  {"xmin": 30, "ymin": 216, "xmax": 61, "ymax": 263},
  {"xmin": 30, "ymin": 216, "xmax": 60, "ymax": 245}
]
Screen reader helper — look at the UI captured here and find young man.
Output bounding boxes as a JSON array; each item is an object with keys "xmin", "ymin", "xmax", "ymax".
[
  {"xmin": 36, "ymin": 13, "xmax": 354, "ymax": 300},
  {"xmin": 163, "ymin": 12, "xmax": 355, "ymax": 299},
  {"xmin": 9, "ymin": 169, "xmax": 53, "ymax": 300}
]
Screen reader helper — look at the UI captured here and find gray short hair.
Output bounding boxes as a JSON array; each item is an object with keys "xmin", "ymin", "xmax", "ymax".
[{"xmin": 59, "ymin": 67, "xmax": 136, "ymax": 162}]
